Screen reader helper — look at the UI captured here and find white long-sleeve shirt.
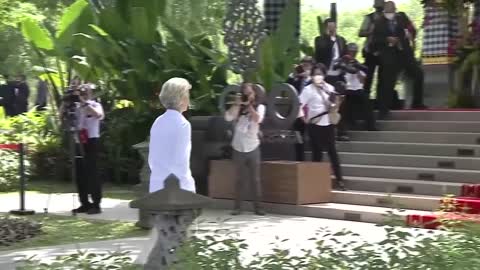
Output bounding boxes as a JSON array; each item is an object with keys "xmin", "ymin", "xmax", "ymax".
[{"xmin": 148, "ymin": 109, "xmax": 196, "ymax": 193}]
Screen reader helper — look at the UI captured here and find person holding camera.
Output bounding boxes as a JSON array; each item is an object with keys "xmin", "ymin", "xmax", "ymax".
[
  {"xmin": 298, "ymin": 64, "xmax": 346, "ymax": 191},
  {"xmin": 335, "ymin": 43, "xmax": 377, "ymax": 134},
  {"xmin": 287, "ymin": 56, "xmax": 315, "ymax": 161},
  {"xmin": 224, "ymin": 83, "xmax": 266, "ymax": 216},
  {"xmin": 68, "ymin": 84, "xmax": 105, "ymax": 215}
]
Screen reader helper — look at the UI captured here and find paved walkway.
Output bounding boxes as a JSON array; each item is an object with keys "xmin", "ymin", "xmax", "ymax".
[{"xmin": 0, "ymin": 193, "xmax": 422, "ymax": 269}]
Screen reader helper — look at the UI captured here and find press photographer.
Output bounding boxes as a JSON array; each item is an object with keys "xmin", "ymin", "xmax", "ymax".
[
  {"xmin": 224, "ymin": 83, "xmax": 266, "ymax": 216},
  {"xmin": 61, "ymin": 83, "xmax": 104, "ymax": 215},
  {"xmin": 335, "ymin": 43, "xmax": 377, "ymax": 136}
]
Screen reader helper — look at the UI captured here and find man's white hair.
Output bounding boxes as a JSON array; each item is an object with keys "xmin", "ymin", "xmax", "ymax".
[{"xmin": 159, "ymin": 77, "xmax": 191, "ymax": 110}]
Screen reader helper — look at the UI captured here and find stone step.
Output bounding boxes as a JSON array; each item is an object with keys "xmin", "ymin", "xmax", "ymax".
[
  {"xmin": 343, "ymin": 176, "xmax": 463, "ymax": 196},
  {"xmin": 377, "ymin": 120, "xmax": 480, "ymax": 133},
  {"xmin": 337, "ymin": 141, "xmax": 480, "ymax": 157},
  {"xmin": 348, "ymin": 131, "xmax": 480, "ymax": 145},
  {"xmin": 386, "ymin": 111, "xmax": 480, "ymax": 122},
  {"xmin": 335, "ymin": 152, "xmax": 480, "ymax": 171},
  {"xmin": 332, "ymin": 190, "xmax": 441, "ymax": 211},
  {"xmin": 342, "ymin": 164, "xmax": 480, "ymax": 184},
  {"xmin": 210, "ymin": 199, "xmax": 430, "ymax": 224}
]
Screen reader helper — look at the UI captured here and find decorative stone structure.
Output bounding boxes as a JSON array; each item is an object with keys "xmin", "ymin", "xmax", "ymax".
[
  {"xmin": 132, "ymin": 140, "xmax": 152, "ymax": 229},
  {"xmin": 264, "ymin": 0, "xmax": 300, "ymax": 37},
  {"xmin": 130, "ymin": 174, "xmax": 211, "ymax": 270},
  {"xmin": 421, "ymin": 0, "xmax": 461, "ymax": 107}
]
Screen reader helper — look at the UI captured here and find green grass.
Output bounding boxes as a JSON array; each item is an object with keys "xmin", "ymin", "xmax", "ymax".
[
  {"xmin": 13, "ymin": 180, "xmax": 138, "ymax": 201},
  {"xmin": 0, "ymin": 214, "xmax": 148, "ymax": 251}
]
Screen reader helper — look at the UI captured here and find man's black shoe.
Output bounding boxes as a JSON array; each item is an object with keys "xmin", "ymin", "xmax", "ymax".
[
  {"xmin": 72, "ymin": 205, "xmax": 91, "ymax": 214},
  {"xmin": 336, "ymin": 135, "xmax": 350, "ymax": 142},
  {"xmin": 87, "ymin": 207, "xmax": 102, "ymax": 215}
]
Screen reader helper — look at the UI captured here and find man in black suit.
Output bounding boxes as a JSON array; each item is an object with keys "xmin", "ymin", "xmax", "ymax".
[
  {"xmin": 0, "ymin": 75, "xmax": 17, "ymax": 117},
  {"xmin": 372, "ymin": 1, "xmax": 425, "ymax": 118},
  {"xmin": 314, "ymin": 18, "xmax": 347, "ymax": 86},
  {"xmin": 314, "ymin": 18, "xmax": 349, "ymax": 141}
]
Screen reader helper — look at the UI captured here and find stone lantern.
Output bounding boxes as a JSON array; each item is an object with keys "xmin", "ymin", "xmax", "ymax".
[
  {"xmin": 132, "ymin": 140, "xmax": 151, "ymax": 229},
  {"xmin": 130, "ymin": 174, "xmax": 212, "ymax": 269}
]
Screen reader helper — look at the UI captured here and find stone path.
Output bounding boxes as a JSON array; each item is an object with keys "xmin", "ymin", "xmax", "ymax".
[{"xmin": 0, "ymin": 193, "xmax": 423, "ymax": 269}]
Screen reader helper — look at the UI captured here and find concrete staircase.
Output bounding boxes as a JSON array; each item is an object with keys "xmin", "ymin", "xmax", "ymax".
[{"xmin": 207, "ymin": 111, "xmax": 480, "ymax": 225}]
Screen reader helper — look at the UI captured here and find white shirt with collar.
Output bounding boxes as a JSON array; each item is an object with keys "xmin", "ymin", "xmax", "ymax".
[
  {"xmin": 345, "ymin": 70, "xmax": 366, "ymax": 91},
  {"xmin": 327, "ymin": 36, "xmax": 341, "ymax": 77},
  {"xmin": 298, "ymin": 82, "xmax": 337, "ymax": 126},
  {"xmin": 225, "ymin": 104, "xmax": 266, "ymax": 153},
  {"xmin": 148, "ymin": 109, "xmax": 196, "ymax": 193},
  {"xmin": 77, "ymin": 100, "xmax": 104, "ymax": 138}
]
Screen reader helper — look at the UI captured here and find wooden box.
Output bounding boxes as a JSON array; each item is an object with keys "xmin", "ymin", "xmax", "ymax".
[{"xmin": 208, "ymin": 160, "xmax": 332, "ymax": 205}]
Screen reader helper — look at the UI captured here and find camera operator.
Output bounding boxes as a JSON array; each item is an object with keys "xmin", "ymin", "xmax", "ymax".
[
  {"xmin": 224, "ymin": 83, "xmax": 266, "ymax": 216},
  {"xmin": 335, "ymin": 43, "xmax": 377, "ymax": 135},
  {"xmin": 287, "ymin": 56, "xmax": 314, "ymax": 161},
  {"xmin": 298, "ymin": 64, "xmax": 346, "ymax": 191},
  {"xmin": 62, "ymin": 84, "xmax": 105, "ymax": 215}
]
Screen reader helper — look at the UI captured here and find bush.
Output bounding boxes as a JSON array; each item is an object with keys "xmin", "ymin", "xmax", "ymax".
[
  {"xmin": 0, "ymin": 215, "xmax": 41, "ymax": 247},
  {"xmin": 172, "ymin": 221, "xmax": 480, "ymax": 270},
  {"xmin": 0, "ymin": 149, "xmax": 29, "ymax": 192},
  {"xmin": 17, "ymin": 250, "xmax": 141, "ymax": 270},
  {"xmin": 0, "ymin": 110, "xmax": 64, "ymax": 182}
]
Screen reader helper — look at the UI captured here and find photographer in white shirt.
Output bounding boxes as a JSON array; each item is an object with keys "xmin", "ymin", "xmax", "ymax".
[
  {"xmin": 298, "ymin": 64, "xmax": 346, "ymax": 190},
  {"xmin": 148, "ymin": 77, "xmax": 196, "ymax": 193},
  {"xmin": 71, "ymin": 84, "xmax": 105, "ymax": 215},
  {"xmin": 225, "ymin": 83, "xmax": 266, "ymax": 216}
]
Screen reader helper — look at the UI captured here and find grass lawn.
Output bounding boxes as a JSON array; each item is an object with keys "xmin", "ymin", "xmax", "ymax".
[
  {"xmin": 4, "ymin": 180, "xmax": 138, "ymax": 201},
  {"xmin": 0, "ymin": 214, "xmax": 148, "ymax": 251}
]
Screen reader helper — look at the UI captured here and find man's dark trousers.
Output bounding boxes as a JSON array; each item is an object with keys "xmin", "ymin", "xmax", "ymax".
[{"xmin": 75, "ymin": 138, "xmax": 102, "ymax": 208}]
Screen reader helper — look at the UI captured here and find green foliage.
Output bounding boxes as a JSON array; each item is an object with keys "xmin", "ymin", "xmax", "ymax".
[
  {"xmin": 17, "ymin": 250, "xmax": 141, "ymax": 270},
  {"xmin": 0, "ymin": 150, "xmax": 25, "ymax": 192},
  {"xmin": 173, "ymin": 221, "xmax": 480, "ymax": 270},
  {"xmin": 0, "ymin": 110, "xmax": 64, "ymax": 184}
]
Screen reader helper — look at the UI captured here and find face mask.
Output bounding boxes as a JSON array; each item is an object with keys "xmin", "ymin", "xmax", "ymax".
[
  {"xmin": 385, "ymin": 13, "xmax": 395, "ymax": 20},
  {"xmin": 312, "ymin": 75, "xmax": 324, "ymax": 86}
]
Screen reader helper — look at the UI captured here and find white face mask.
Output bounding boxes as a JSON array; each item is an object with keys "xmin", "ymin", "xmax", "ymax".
[
  {"xmin": 312, "ymin": 75, "xmax": 324, "ymax": 86},
  {"xmin": 385, "ymin": 12, "xmax": 395, "ymax": 20}
]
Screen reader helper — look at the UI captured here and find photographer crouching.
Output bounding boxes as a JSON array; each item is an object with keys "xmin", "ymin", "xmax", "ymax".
[{"xmin": 62, "ymin": 83, "xmax": 105, "ymax": 215}]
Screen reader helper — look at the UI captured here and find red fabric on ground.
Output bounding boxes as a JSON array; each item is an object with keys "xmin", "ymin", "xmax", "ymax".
[{"xmin": 441, "ymin": 197, "xmax": 480, "ymax": 214}]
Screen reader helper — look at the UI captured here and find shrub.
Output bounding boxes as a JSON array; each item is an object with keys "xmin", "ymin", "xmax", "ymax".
[
  {"xmin": 0, "ymin": 149, "xmax": 29, "ymax": 192},
  {"xmin": 0, "ymin": 215, "xmax": 41, "ymax": 247},
  {"xmin": 17, "ymin": 250, "xmax": 141, "ymax": 270}
]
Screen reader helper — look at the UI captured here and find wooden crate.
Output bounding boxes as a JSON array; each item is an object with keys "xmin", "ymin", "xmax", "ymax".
[{"xmin": 208, "ymin": 160, "xmax": 331, "ymax": 205}]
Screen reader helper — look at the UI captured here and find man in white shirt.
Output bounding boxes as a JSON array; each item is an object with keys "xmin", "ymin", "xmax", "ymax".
[
  {"xmin": 225, "ymin": 83, "xmax": 266, "ymax": 216},
  {"xmin": 148, "ymin": 78, "xmax": 196, "ymax": 193},
  {"xmin": 337, "ymin": 43, "xmax": 377, "ymax": 133},
  {"xmin": 72, "ymin": 84, "xmax": 105, "ymax": 215},
  {"xmin": 298, "ymin": 64, "xmax": 346, "ymax": 191}
]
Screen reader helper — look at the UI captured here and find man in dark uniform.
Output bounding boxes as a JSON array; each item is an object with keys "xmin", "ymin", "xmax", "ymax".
[
  {"xmin": 1, "ymin": 75, "xmax": 17, "ymax": 117},
  {"xmin": 314, "ymin": 18, "xmax": 347, "ymax": 85},
  {"xmin": 372, "ymin": 1, "xmax": 425, "ymax": 119},
  {"xmin": 14, "ymin": 75, "xmax": 30, "ymax": 115},
  {"xmin": 358, "ymin": 0, "xmax": 385, "ymax": 97}
]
